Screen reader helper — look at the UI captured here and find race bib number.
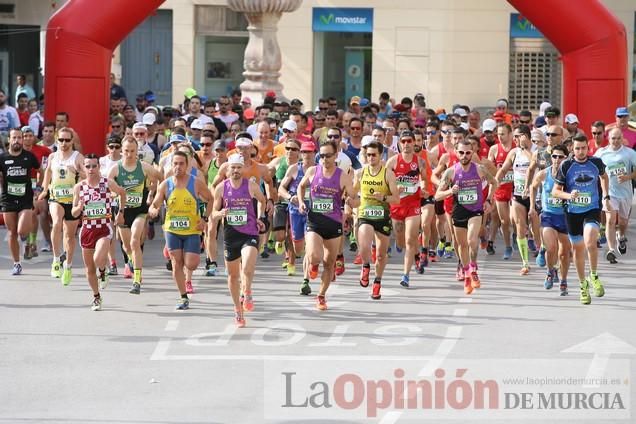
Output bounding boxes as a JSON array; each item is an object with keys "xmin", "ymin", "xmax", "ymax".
[
  {"xmin": 458, "ymin": 188, "xmax": 478, "ymax": 205},
  {"xmin": 227, "ymin": 208, "xmax": 248, "ymax": 226},
  {"xmin": 169, "ymin": 216, "xmax": 190, "ymax": 230},
  {"xmin": 85, "ymin": 201, "xmax": 107, "ymax": 219},
  {"xmin": 546, "ymin": 195, "xmax": 562, "ymax": 207},
  {"xmin": 513, "ymin": 178, "xmax": 526, "ymax": 196},
  {"xmin": 397, "ymin": 181, "xmax": 418, "ymax": 197},
  {"xmin": 607, "ymin": 162, "xmax": 627, "ymax": 177},
  {"xmin": 502, "ymin": 171, "xmax": 514, "ymax": 183},
  {"xmin": 53, "ymin": 184, "xmax": 73, "ymax": 199},
  {"xmin": 126, "ymin": 191, "xmax": 143, "ymax": 208},
  {"xmin": 7, "ymin": 182, "xmax": 26, "ymax": 196},
  {"xmin": 312, "ymin": 198, "xmax": 334, "ymax": 213},
  {"xmin": 571, "ymin": 192, "xmax": 592, "ymax": 207},
  {"xmin": 363, "ymin": 205, "xmax": 385, "ymax": 219}
]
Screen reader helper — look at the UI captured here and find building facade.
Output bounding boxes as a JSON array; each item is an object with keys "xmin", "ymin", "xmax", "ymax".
[{"xmin": 1, "ymin": 0, "xmax": 634, "ymax": 111}]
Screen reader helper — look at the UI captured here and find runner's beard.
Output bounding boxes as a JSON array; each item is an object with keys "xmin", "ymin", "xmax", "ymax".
[
  {"xmin": 414, "ymin": 145, "xmax": 422, "ymax": 153},
  {"xmin": 10, "ymin": 143, "xmax": 22, "ymax": 152}
]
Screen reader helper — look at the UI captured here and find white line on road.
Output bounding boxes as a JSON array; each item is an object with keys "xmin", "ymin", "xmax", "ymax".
[{"xmin": 164, "ymin": 320, "xmax": 179, "ymax": 332}]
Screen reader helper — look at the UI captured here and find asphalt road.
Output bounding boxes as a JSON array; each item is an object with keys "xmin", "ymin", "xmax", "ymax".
[{"xmin": 1, "ymin": 217, "xmax": 635, "ymax": 423}]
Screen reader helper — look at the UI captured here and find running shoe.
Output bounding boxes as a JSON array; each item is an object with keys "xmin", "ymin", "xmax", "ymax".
[
  {"xmin": 443, "ymin": 246, "xmax": 455, "ymax": 259},
  {"xmin": 30, "ymin": 244, "xmax": 38, "ymax": 258},
  {"xmin": 536, "ymin": 248, "xmax": 546, "ymax": 267},
  {"xmin": 281, "ymin": 260, "xmax": 289, "ymax": 270},
  {"xmin": 464, "ymin": 276, "xmax": 473, "ymax": 295},
  {"xmin": 371, "ymin": 246, "xmax": 377, "ymax": 263},
  {"xmin": 349, "ymin": 241, "xmax": 358, "ymax": 252},
  {"xmin": 618, "ymin": 236, "xmax": 628, "ymax": 255},
  {"xmin": 551, "ymin": 268, "xmax": 560, "ymax": 286},
  {"xmin": 606, "ymin": 250, "xmax": 618, "ymax": 264},
  {"xmin": 129, "ymin": 282, "xmax": 141, "ymax": 295},
  {"xmin": 486, "ymin": 241, "xmax": 495, "ymax": 256},
  {"xmin": 359, "ymin": 266, "xmax": 370, "ymax": 287},
  {"xmin": 579, "ymin": 279, "xmax": 591, "ymax": 305},
  {"xmin": 123, "ymin": 263, "xmax": 133, "ymax": 279},
  {"xmin": 300, "ymin": 279, "xmax": 311, "ymax": 295},
  {"xmin": 165, "ymin": 260, "xmax": 172, "ymax": 271},
  {"xmin": 316, "ymin": 295, "xmax": 328, "ymax": 311},
  {"xmin": 206, "ymin": 262, "xmax": 218, "ymax": 276},
  {"xmin": 599, "ymin": 225, "xmax": 607, "ymax": 245},
  {"xmin": 416, "ymin": 254, "xmax": 426, "ymax": 274},
  {"xmin": 287, "ymin": 264, "xmax": 296, "ymax": 276},
  {"xmin": 41, "ymin": 242, "xmax": 52, "ymax": 252},
  {"xmin": 528, "ymin": 238, "xmax": 537, "ymax": 254},
  {"xmin": 50, "ymin": 261, "xmax": 61, "ymax": 278},
  {"xmin": 176, "ymin": 297, "xmax": 190, "ymax": 310},
  {"xmin": 275, "ymin": 241, "xmax": 285, "ymax": 255},
  {"xmin": 479, "ymin": 236, "xmax": 487, "ymax": 250},
  {"xmin": 420, "ymin": 252, "xmax": 429, "ymax": 268},
  {"xmin": 559, "ymin": 280, "xmax": 568, "ymax": 296},
  {"xmin": 371, "ymin": 281, "xmax": 382, "ymax": 300},
  {"xmin": 23, "ymin": 244, "xmax": 33, "ymax": 260},
  {"xmin": 260, "ymin": 249, "xmax": 270, "ymax": 259},
  {"xmin": 503, "ymin": 246, "xmax": 513, "ymax": 260},
  {"xmin": 429, "ymin": 250, "xmax": 438, "ymax": 262},
  {"xmin": 469, "ymin": 265, "xmax": 480, "ymax": 289},
  {"xmin": 234, "ymin": 311, "xmax": 246, "ymax": 328},
  {"xmin": 436, "ymin": 241, "xmax": 445, "ymax": 257},
  {"xmin": 455, "ymin": 265, "xmax": 465, "ymax": 282},
  {"xmin": 589, "ymin": 273, "xmax": 605, "ymax": 297},
  {"xmin": 11, "ymin": 263, "xmax": 22, "ymax": 276},
  {"xmin": 353, "ymin": 254, "xmax": 363, "ymax": 265},
  {"xmin": 544, "ymin": 270, "xmax": 554, "ymax": 290},
  {"xmin": 267, "ymin": 239, "xmax": 275, "ymax": 253},
  {"xmin": 185, "ymin": 280, "xmax": 194, "ymax": 294},
  {"xmin": 243, "ymin": 293, "xmax": 254, "ymax": 312},
  {"xmin": 399, "ymin": 274, "xmax": 410, "ymax": 288},
  {"xmin": 309, "ymin": 264, "xmax": 319, "ymax": 280},
  {"xmin": 60, "ymin": 251, "xmax": 67, "ymax": 265},
  {"xmin": 335, "ymin": 256, "xmax": 345, "ymax": 276},
  {"xmin": 512, "ymin": 233, "xmax": 518, "ymax": 251},
  {"xmin": 596, "ymin": 240, "xmax": 602, "ymax": 248},
  {"xmin": 98, "ymin": 269, "xmax": 109, "ymax": 290},
  {"xmin": 395, "ymin": 242, "xmax": 403, "ymax": 254},
  {"xmin": 520, "ymin": 265, "xmax": 530, "ymax": 276},
  {"xmin": 91, "ymin": 296, "xmax": 102, "ymax": 311},
  {"xmin": 61, "ymin": 267, "xmax": 72, "ymax": 286},
  {"xmin": 108, "ymin": 264, "xmax": 118, "ymax": 276}
]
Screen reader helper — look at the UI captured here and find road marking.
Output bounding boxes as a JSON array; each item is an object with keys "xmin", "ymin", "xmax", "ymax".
[
  {"xmin": 164, "ymin": 320, "xmax": 179, "ymax": 332},
  {"xmin": 458, "ymin": 297, "xmax": 473, "ymax": 303}
]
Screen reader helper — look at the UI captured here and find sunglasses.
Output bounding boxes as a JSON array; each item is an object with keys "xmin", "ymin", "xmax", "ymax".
[
  {"xmin": 551, "ymin": 154, "xmax": 566, "ymax": 159},
  {"xmin": 520, "ymin": 120, "xmax": 532, "ymax": 124},
  {"xmin": 282, "ymin": 129, "xmax": 293, "ymax": 133},
  {"xmin": 366, "ymin": 152, "xmax": 378, "ymax": 157},
  {"xmin": 201, "ymin": 142, "xmax": 213, "ymax": 147},
  {"xmin": 440, "ymin": 130, "xmax": 451, "ymax": 135},
  {"xmin": 319, "ymin": 152, "xmax": 335, "ymax": 159},
  {"xmin": 250, "ymin": 153, "xmax": 257, "ymax": 158},
  {"xmin": 108, "ymin": 145, "xmax": 121, "ymax": 149},
  {"xmin": 58, "ymin": 138, "xmax": 72, "ymax": 143},
  {"xmin": 400, "ymin": 139, "xmax": 414, "ymax": 144},
  {"xmin": 426, "ymin": 130, "xmax": 437, "ymax": 135},
  {"xmin": 85, "ymin": 164, "xmax": 99, "ymax": 169},
  {"xmin": 327, "ymin": 134, "xmax": 340, "ymax": 139},
  {"xmin": 285, "ymin": 146, "xmax": 299, "ymax": 152},
  {"xmin": 546, "ymin": 132, "xmax": 561, "ymax": 137},
  {"xmin": 591, "ymin": 132, "xmax": 603, "ymax": 136},
  {"xmin": 350, "ymin": 126, "xmax": 362, "ymax": 131},
  {"xmin": 456, "ymin": 150, "xmax": 473, "ymax": 156},
  {"xmin": 111, "ymin": 125, "xmax": 122, "ymax": 129}
]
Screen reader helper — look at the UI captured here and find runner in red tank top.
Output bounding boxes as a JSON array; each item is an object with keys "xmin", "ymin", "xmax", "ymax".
[
  {"xmin": 486, "ymin": 122, "xmax": 515, "ymax": 258},
  {"xmin": 386, "ymin": 130, "xmax": 429, "ymax": 288}
]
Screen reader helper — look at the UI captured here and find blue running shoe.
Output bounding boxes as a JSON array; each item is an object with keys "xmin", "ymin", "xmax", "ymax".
[
  {"xmin": 443, "ymin": 246, "xmax": 455, "ymax": 259},
  {"xmin": 399, "ymin": 274, "xmax": 410, "ymax": 288},
  {"xmin": 436, "ymin": 241, "xmax": 445, "ymax": 258},
  {"xmin": 551, "ymin": 268, "xmax": 560, "ymax": 286},
  {"xmin": 559, "ymin": 280, "xmax": 568, "ymax": 296},
  {"xmin": 544, "ymin": 270, "xmax": 554, "ymax": 290},
  {"xmin": 503, "ymin": 246, "xmax": 513, "ymax": 260},
  {"xmin": 11, "ymin": 263, "xmax": 22, "ymax": 276},
  {"xmin": 536, "ymin": 248, "xmax": 546, "ymax": 267},
  {"xmin": 512, "ymin": 234, "xmax": 518, "ymax": 251},
  {"xmin": 395, "ymin": 242, "xmax": 403, "ymax": 254}
]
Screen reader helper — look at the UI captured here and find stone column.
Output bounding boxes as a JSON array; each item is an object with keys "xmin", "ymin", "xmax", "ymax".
[{"xmin": 227, "ymin": 0, "xmax": 301, "ymax": 105}]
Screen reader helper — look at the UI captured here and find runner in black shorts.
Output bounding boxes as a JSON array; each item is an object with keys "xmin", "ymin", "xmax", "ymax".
[{"xmin": 0, "ymin": 129, "xmax": 41, "ymax": 275}]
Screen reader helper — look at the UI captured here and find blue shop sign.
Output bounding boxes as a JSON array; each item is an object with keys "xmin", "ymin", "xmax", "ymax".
[
  {"xmin": 312, "ymin": 8, "xmax": 374, "ymax": 33},
  {"xmin": 510, "ymin": 13, "xmax": 544, "ymax": 38}
]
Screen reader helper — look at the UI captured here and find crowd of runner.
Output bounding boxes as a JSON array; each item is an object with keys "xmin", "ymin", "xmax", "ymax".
[{"xmin": 1, "ymin": 87, "xmax": 635, "ymax": 326}]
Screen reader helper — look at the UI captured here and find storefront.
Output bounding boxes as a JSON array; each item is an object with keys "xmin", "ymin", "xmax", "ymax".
[{"xmin": 312, "ymin": 7, "xmax": 373, "ymax": 108}]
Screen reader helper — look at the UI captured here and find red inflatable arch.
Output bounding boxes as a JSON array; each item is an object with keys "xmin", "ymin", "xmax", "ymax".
[{"xmin": 44, "ymin": 0, "xmax": 627, "ymax": 155}]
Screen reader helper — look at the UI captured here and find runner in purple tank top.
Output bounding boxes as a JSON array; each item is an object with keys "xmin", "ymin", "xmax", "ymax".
[
  {"xmin": 212, "ymin": 154, "xmax": 267, "ymax": 328},
  {"xmin": 436, "ymin": 137, "xmax": 497, "ymax": 295},
  {"xmin": 297, "ymin": 140, "xmax": 359, "ymax": 311}
]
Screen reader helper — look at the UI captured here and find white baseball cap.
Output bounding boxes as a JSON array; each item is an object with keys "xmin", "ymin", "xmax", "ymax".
[
  {"xmin": 228, "ymin": 154, "xmax": 244, "ymax": 166},
  {"xmin": 190, "ymin": 119, "xmax": 203, "ymax": 130},
  {"xmin": 453, "ymin": 108, "xmax": 468, "ymax": 117},
  {"xmin": 361, "ymin": 135, "xmax": 374, "ymax": 147},
  {"xmin": 482, "ymin": 118, "xmax": 497, "ymax": 132},
  {"xmin": 235, "ymin": 137, "xmax": 253, "ymax": 147},
  {"xmin": 282, "ymin": 120, "xmax": 297, "ymax": 132},
  {"xmin": 564, "ymin": 113, "xmax": 579, "ymax": 124},
  {"xmin": 132, "ymin": 122, "xmax": 147, "ymax": 131},
  {"xmin": 142, "ymin": 112, "xmax": 156, "ymax": 126},
  {"xmin": 539, "ymin": 102, "xmax": 552, "ymax": 117}
]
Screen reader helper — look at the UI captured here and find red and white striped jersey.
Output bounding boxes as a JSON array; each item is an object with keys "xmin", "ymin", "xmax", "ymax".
[{"xmin": 80, "ymin": 177, "xmax": 112, "ymax": 229}]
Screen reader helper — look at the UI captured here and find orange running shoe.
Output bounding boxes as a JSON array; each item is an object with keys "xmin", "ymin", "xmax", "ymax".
[
  {"xmin": 335, "ymin": 256, "xmax": 345, "ymax": 275},
  {"xmin": 316, "ymin": 295, "xmax": 328, "ymax": 310},
  {"xmin": 234, "ymin": 311, "xmax": 246, "ymax": 328},
  {"xmin": 309, "ymin": 264, "xmax": 319, "ymax": 279},
  {"xmin": 359, "ymin": 266, "xmax": 370, "ymax": 287},
  {"xmin": 520, "ymin": 265, "xmax": 530, "ymax": 276},
  {"xmin": 464, "ymin": 276, "xmax": 473, "ymax": 295},
  {"xmin": 353, "ymin": 254, "xmax": 363, "ymax": 265}
]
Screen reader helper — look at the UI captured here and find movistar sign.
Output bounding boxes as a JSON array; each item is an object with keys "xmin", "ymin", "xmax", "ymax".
[{"xmin": 312, "ymin": 8, "xmax": 374, "ymax": 33}]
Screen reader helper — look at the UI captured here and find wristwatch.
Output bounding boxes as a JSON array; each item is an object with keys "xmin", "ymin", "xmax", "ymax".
[
  {"xmin": 603, "ymin": 195, "xmax": 610, "ymax": 200},
  {"xmin": 202, "ymin": 216, "xmax": 209, "ymax": 222}
]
